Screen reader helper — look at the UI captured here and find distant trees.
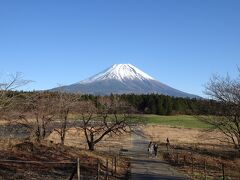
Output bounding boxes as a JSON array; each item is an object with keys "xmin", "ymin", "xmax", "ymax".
[
  {"xmin": 203, "ymin": 69, "xmax": 240, "ymax": 150},
  {"xmin": 120, "ymin": 94, "xmax": 216, "ymax": 115}
]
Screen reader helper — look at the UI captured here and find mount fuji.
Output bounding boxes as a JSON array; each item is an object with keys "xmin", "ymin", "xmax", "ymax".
[{"xmin": 52, "ymin": 64, "xmax": 198, "ymax": 98}]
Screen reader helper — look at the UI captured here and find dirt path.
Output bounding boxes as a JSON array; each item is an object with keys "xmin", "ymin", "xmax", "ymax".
[{"xmin": 126, "ymin": 129, "xmax": 190, "ymax": 180}]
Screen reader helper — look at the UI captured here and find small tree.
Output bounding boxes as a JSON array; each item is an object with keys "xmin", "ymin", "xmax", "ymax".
[
  {"xmin": 53, "ymin": 91, "xmax": 79, "ymax": 145},
  {"xmin": 77, "ymin": 97, "xmax": 139, "ymax": 151},
  {"xmin": 204, "ymin": 68, "xmax": 240, "ymax": 150},
  {"xmin": 0, "ymin": 72, "xmax": 30, "ymax": 119},
  {"xmin": 16, "ymin": 92, "xmax": 56, "ymax": 142}
]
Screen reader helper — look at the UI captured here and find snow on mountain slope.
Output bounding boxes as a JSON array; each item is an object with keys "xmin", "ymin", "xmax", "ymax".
[
  {"xmin": 80, "ymin": 64, "xmax": 154, "ymax": 84},
  {"xmin": 51, "ymin": 64, "xmax": 199, "ymax": 98}
]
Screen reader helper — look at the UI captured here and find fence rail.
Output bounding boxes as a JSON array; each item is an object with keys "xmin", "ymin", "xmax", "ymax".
[
  {"xmin": 163, "ymin": 147, "xmax": 240, "ymax": 180},
  {"xmin": 0, "ymin": 155, "xmax": 122, "ymax": 180},
  {"xmin": 0, "ymin": 159, "xmax": 76, "ymax": 164}
]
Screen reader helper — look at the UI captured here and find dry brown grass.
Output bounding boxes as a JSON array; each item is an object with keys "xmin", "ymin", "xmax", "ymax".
[
  {"xmin": 0, "ymin": 124, "xmax": 131, "ymax": 179},
  {"xmin": 0, "ymin": 120, "xmax": 9, "ymax": 125},
  {"xmin": 0, "ymin": 140, "xmax": 129, "ymax": 179},
  {"xmin": 47, "ymin": 127, "xmax": 132, "ymax": 152},
  {"xmin": 48, "ymin": 124, "xmax": 232, "ymax": 153},
  {"xmin": 2, "ymin": 123, "xmax": 239, "ymax": 179},
  {"xmin": 142, "ymin": 125, "xmax": 231, "ymax": 149},
  {"xmin": 142, "ymin": 125, "xmax": 240, "ymax": 179},
  {"xmin": 0, "ymin": 138, "xmax": 22, "ymax": 151}
]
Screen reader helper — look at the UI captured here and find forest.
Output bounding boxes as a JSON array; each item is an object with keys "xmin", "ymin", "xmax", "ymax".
[{"xmin": 5, "ymin": 91, "xmax": 218, "ymax": 116}]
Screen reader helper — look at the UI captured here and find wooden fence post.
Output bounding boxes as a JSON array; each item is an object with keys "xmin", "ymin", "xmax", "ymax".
[
  {"xmin": 222, "ymin": 163, "xmax": 225, "ymax": 180},
  {"xmin": 126, "ymin": 162, "xmax": 131, "ymax": 179},
  {"xmin": 191, "ymin": 155, "xmax": 194, "ymax": 175},
  {"xmin": 68, "ymin": 163, "xmax": 77, "ymax": 180},
  {"xmin": 204, "ymin": 160, "xmax": 207, "ymax": 180},
  {"xmin": 77, "ymin": 158, "xmax": 80, "ymax": 180},
  {"xmin": 114, "ymin": 156, "xmax": 117, "ymax": 173},
  {"xmin": 176, "ymin": 153, "xmax": 179, "ymax": 165},
  {"xmin": 183, "ymin": 155, "xmax": 186, "ymax": 166},
  {"xmin": 97, "ymin": 160, "xmax": 100, "ymax": 180},
  {"xmin": 105, "ymin": 158, "xmax": 109, "ymax": 180},
  {"xmin": 112, "ymin": 157, "xmax": 114, "ymax": 176}
]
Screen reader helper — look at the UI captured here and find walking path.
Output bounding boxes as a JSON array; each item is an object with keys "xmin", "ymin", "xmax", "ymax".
[{"xmin": 125, "ymin": 129, "xmax": 190, "ymax": 180}]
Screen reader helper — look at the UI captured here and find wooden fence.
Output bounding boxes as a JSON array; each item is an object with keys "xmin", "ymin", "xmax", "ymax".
[
  {"xmin": 0, "ymin": 155, "xmax": 122, "ymax": 180},
  {"xmin": 163, "ymin": 149, "xmax": 240, "ymax": 180}
]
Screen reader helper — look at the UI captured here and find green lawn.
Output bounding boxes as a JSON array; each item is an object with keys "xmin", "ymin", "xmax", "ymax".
[{"xmin": 143, "ymin": 115, "xmax": 211, "ymax": 129}]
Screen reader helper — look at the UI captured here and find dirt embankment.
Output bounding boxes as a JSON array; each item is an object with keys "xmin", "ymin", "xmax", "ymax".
[{"xmin": 0, "ymin": 141, "xmax": 129, "ymax": 180}]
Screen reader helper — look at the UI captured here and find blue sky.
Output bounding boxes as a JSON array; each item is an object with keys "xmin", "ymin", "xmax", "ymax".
[{"xmin": 0, "ymin": 0, "xmax": 239, "ymax": 96}]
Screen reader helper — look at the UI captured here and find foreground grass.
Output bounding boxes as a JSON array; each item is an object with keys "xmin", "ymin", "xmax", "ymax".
[{"xmin": 143, "ymin": 115, "xmax": 211, "ymax": 129}]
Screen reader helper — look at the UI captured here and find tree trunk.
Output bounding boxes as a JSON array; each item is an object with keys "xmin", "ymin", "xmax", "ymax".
[
  {"xmin": 88, "ymin": 141, "xmax": 95, "ymax": 151},
  {"xmin": 42, "ymin": 121, "xmax": 46, "ymax": 139},
  {"xmin": 88, "ymin": 133, "xmax": 95, "ymax": 151},
  {"xmin": 61, "ymin": 136, "xmax": 65, "ymax": 146},
  {"xmin": 35, "ymin": 116, "xmax": 41, "ymax": 142},
  {"xmin": 35, "ymin": 130, "xmax": 41, "ymax": 143}
]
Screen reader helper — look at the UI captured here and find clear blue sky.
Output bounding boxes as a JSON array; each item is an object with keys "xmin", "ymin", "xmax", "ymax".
[{"xmin": 0, "ymin": 0, "xmax": 239, "ymax": 96}]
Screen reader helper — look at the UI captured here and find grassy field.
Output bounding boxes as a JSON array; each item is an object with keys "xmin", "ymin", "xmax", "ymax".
[
  {"xmin": 69, "ymin": 114, "xmax": 211, "ymax": 129},
  {"xmin": 143, "ymin": 115, "xmax": 211, "ymax": 129}
]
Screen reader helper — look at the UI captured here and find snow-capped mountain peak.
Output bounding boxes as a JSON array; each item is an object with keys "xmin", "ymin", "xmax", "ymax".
[
  {"xmin": 51, "ymin": 63, "xmax": 199, "ymax": 98},
  {"xmin": 80, "ymin": 64, "xmax": 154, "ymax": 84}
]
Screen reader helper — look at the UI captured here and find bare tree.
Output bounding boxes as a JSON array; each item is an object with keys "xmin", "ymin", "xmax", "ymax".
[
  {"xmin": 76, "ymin": 97, "xmax": 139, "ymax": 151},
  {"xmin": 53, "ymin": 90, "xmax": 80, "ymax": 145},
  {"xmin": 0, "ymin": 72, "xmax": 30, "ymax": 119},
  {"xmin": 16, "ymin": 92, "xmax": 56, "ymax": 142},
  {"xmin": 204, "ymin": 68, "xmax": 240, "ymax": 150}
]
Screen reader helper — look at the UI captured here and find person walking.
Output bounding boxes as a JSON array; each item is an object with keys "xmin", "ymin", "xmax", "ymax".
[
  {"xmin": 166, "ymin": 137, "xmax": 170, "ymax": 151},
  {"xmin": 153, "ymin": 143, "xmax": 158, "ymax": 157},
  {"xmin": 148, "ymin": 141, "xmax": 153, "ymax": 157}
]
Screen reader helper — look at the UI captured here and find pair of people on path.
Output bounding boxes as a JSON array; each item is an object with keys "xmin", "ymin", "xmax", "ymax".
[{"xmin": 148, "ymin": 141, "xmax": 158, "ymax": 157}]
